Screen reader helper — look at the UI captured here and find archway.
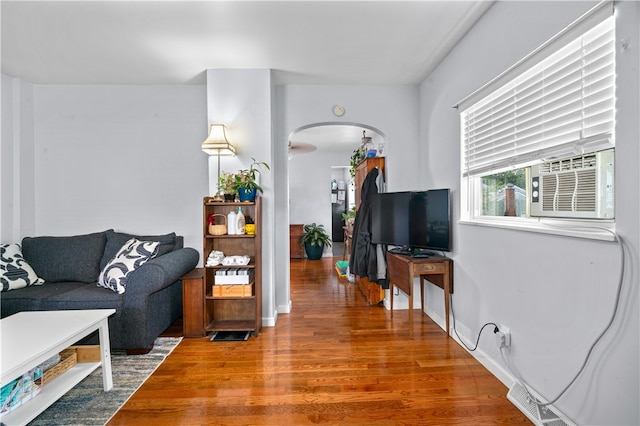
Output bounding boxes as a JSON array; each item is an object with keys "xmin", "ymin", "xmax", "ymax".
[{"xmin": 287, "ymin": 122, "xmax": 386, "ymax": 257}]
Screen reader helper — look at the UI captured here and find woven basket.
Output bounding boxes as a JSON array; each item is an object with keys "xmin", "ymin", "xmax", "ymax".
[
  {"xmin": 43, "ymin": 349, "xmax": 77, "ymax": 385},
  {"xmin": 209, "ymin": 214, "xmax": 227, "ymax": 235}
]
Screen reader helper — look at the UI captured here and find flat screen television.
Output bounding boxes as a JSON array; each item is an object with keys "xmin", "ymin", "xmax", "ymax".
[
  {"xmin": 371, "ymin": 191, "xmax": 411, "ymax": 247},
  {"xmin": 409, "ymin": 189, "xmax": 451, "ymax": 251},
  {"xmin": 371, "ymin": 189, "xmax": 451, "ymax": 253}
]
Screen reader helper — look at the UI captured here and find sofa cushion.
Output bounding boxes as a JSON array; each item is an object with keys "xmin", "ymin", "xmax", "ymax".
[
  {"xmin": 22, "ymin": 231, "xmax": 107, "ymax": 283},
  {"xmin": 0, "ymin": 281, "xmax": 88, "ymax": 317},
  {"xmin": 100, "ymin": 230, "xmax": 176, "ymax": 270},
  {"xmin": 98, "ymin": 238, "xmax": 160, "ymax": 294},
  {"xmin": 39, "ymin": 283, "xmax": 125, "ymax": 311},
  {"xmin": 0, "ymin": 244, "xmax": 45, "ymax": 292}
]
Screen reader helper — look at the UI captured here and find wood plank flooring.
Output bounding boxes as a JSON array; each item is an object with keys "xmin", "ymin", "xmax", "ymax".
[{"xmin": 109, "ymin": 257, "xmax": 531, "ymax": 425}]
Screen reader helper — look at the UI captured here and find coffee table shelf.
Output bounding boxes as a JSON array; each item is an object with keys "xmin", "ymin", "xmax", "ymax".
[
  {"xmin": 2, "ymin": 361, "xmax": 101, "ymax": 425},
  {"xmin": 0, "ymin": 309, "xmax": 115, "ymax": 425}
]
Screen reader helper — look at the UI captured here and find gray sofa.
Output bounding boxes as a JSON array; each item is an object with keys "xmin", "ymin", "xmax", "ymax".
[{"xmin": 0, "ymin": 229, "xmax": 199, "ymax": 353}]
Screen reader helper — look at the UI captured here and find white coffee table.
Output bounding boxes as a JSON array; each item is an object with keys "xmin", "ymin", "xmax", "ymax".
[{"xmin": 0, "ymin": 309, "xmax": 115, "ymax": 425}]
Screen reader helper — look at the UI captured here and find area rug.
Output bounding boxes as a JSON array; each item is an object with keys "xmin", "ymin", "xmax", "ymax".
[{"xmin": 29, "ymin": 337, "xmax": 182, "ymax": 426}]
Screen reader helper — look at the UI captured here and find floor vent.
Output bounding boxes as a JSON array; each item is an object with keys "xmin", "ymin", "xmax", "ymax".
[{"xmin": 507, "ymin": 382, "xmax": 576, "ymax": 426}]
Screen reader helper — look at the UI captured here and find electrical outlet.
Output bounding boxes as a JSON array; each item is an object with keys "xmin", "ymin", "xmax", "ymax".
[{"xmin": 496, "ymin": 325, "xmax": 511, "ymax": 348}]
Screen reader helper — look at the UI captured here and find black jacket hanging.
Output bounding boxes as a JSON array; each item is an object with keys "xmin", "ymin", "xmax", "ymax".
[{"xmin": 349, "ymin": 168, "xmax": 387, "ymax": 286}]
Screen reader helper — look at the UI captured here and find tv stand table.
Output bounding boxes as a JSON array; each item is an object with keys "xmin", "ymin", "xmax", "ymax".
[{"xmin": 386, "ymin": 252, "xmax": 453, "ymax": 335}]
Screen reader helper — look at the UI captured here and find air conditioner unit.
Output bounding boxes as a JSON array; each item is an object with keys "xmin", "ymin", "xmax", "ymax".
[{"xmin": 530, "ymin": 149, "xmax": 614, "ymax": 219}]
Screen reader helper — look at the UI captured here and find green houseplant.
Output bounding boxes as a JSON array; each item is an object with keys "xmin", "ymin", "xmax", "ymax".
[
  {"xmin": 233, "ymin": 158, "xmax": 270, "ymax": 201},
  {"xmin": 349, "ymin": 147, "xmax": 365, "ymax": 178},
  {"xmin": 218, "ymin": 171, "xmax": 238, "ymax": 200},
  {"xmin": 299, "ymin": 223, "xmax": 332, "ymax": 260},
  {"xmin": 341, "ymin": 207, "xmax": 356, "ymax": 230}
]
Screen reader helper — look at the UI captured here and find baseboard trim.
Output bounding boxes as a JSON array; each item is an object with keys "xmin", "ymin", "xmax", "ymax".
[
  {"xmin": 419, "ymin": 304, "xmax": 516, "ymax": 389},
  {"xmin": 277, "ymin": 299, "xmax": 292, "ymax": 314},
  {"xmin": 262, "ymin": 311, "xmax": 277, "ymax": 327}
]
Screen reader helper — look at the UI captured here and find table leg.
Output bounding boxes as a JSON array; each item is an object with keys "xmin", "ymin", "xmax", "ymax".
[
  {"xmin": 420, "ymin": 276, "xmax": 425, "ymax": 314},
  {"xmin": 98, "ymin": 319, "xmax": 113, "ymax": 391},
  {"xmin": 408, "ymin": 291, "xmax": 413, "ymax": 334},
  {"xmin": 444, "ymin": 272, "xmax": 451, "ymax": 336}
]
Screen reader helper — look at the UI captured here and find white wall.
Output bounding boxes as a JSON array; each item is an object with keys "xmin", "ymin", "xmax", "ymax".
[
  {"xmin": 1, "ymin": 75, "xmax": 36, "ymax": 243},
  {"xmin": 418, "ymin": 1, "xmax": 639, "ymax": 424},
  {"xmin": 277, "ymin": 85, "xmax": 420, "ymax": 193},
  {"xmin": 27, "ymin": 84, "xmax": 208, "ymax": 252},
  {"xmin": 288, "ymin": 150, "xmax": 351, "ymax": 258},
  {"xmin": 289, "ymin": 149, "xmax": 350, "ymax": 237}
]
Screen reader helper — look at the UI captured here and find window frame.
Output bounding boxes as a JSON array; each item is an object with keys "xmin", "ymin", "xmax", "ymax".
[{"xmin": 457, "ymin": 1, "xmax": 616, "ymax": 242}]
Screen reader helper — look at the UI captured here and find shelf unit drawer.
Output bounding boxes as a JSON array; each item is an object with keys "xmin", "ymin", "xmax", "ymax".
[
  {"xmin": 212, "ymin": 283, "xmax": 254, "ymax": 298},
  {"xmin": 414, "ymin": 262, "xmax": 447, "ymax": 274}
]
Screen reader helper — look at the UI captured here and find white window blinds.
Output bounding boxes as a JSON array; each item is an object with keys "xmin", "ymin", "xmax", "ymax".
[{"xmin": 459, "ymin": 2, "xmax": 615, "ymax": 178}]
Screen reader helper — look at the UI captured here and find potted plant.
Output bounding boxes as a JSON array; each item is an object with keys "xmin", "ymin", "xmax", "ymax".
[
  {"xmin": 299, "ymin": 223, "xmax": 332, "ymax": 260},
  {"xmin": 341, "ymin": 207, "xmax": 356, "ymax": 230},
  {"xmin": 233, "ymin": 158, "xmax": 270, "ymax": 202},
  {"xmin": 218, "ymin": 171, "xmax": 237, "ymax": 201},
  {"xmin": 349, "ymin": 147, "xmax": 365, "ymax": 178}
]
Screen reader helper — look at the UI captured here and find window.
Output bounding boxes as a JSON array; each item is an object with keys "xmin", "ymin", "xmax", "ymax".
[
  {"xmin": 457, "ymin": 1, "xmax": 615, "ymax": 239},
  {"xmin": 481, "ymin": 170, "xmax": 527, "ymax": 217}
]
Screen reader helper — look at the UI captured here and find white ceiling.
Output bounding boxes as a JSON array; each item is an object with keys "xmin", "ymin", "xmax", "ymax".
[
  {"xmin": 1, "ymin": 0, "xmax": 492, "ymax": 86},
  {"xmin": 1, "ymin": 0, "xmax": 493, "ymax": 151},
  {"xmin": 289, "ymin": 123, "xmax": 384, "ymax": 153}
]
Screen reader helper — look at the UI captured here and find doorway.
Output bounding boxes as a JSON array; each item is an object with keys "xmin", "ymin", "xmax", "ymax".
[
  {"xmin": 288, "ymin": 123, "xmax": 385, "ymax": 258},
  {"xmin": 330, "ymin": 167, "xmax": 352, "ymax": 256}
]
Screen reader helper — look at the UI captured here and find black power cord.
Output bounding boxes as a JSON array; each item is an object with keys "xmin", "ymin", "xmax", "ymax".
[
  {"xmin": 505, "ymin": 229, "xmax": 626, "ymax": 409},
  {"xmin": 449, "ymin": 293, "xmax": 499, "ymax": 352},
  {"xmin": 448, "ymin": 227, "xmax": 625, "ymax": 411}
]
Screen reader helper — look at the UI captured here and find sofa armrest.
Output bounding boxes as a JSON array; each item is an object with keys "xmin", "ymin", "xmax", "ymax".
[{"xmin": 124, "ymin": 247, "xmax": 199, "ymax": 296}]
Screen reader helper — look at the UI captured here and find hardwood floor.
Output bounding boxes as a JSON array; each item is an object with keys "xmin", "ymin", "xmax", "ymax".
[{"xmin": 109, "ymin": 257, "xmax": 531, "ymax": 425}]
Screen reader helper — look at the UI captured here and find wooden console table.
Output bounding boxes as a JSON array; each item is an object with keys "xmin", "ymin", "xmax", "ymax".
[
  {"xmin": 181, "ymin": 268, "xmax": 205, "ymax": 337},
  {"xmin": 290, "ymin": 224, "xmax": 304, "ymax": 259},
  {"xmin": 386, "ymin": 252, "xmax": 453, "ymax": 334}
]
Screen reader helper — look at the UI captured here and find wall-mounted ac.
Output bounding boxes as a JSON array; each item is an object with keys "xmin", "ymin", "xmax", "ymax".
[{"xmin": 530, "ymin": 149, "xmax": 614, "ymax": 219}]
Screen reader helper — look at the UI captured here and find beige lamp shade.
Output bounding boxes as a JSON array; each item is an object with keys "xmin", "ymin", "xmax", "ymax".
[{"xmin": 202, "ymin": 124, "xmax": 237, "ymax": 156}]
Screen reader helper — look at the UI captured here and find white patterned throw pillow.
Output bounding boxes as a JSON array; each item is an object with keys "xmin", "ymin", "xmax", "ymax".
[
  {"xmin": 98, "ymin": 238, "xmax": 160, "ymax": 294},
  {"xmin": 0, "ymin": 244, "xmax": 45, "ymax": 292}
]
